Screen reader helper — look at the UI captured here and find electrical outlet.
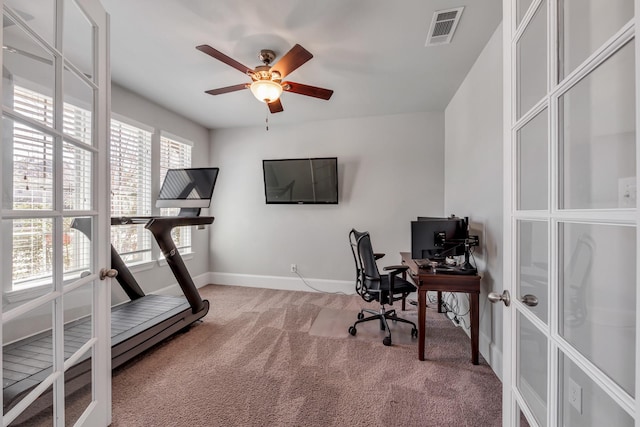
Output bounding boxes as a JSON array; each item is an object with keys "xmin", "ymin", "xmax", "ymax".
[
  {"xmin": 618, "ymin": 177, "xmax": 636, "ymax": 208},
  {"xmin": 568, "ymin": 377, "xmax": 582, "ymax": 414},
  {"xmin": 290, "ymin": 264, "xmax": 297, "ymax": 273}
]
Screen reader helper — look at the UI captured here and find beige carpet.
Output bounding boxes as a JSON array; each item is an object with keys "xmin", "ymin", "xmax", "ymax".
[{"xmin": 15, "ymin": 284, "xmax": 502, "ymax": 426}]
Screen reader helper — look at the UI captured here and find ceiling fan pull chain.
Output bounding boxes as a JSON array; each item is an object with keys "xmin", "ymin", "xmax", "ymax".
[{"xmin": 265, "ymin": 115, "xmax": 269, "ymax": 131}]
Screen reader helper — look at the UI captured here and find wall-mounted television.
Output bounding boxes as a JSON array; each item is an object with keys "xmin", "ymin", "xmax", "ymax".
[
  {"xmin": 263, "ymin": 157, "xmax": 338, "ymax": 204},
  {"xmin": 156, "ymin": 167, "xmax": 219, "ymax": 209}
]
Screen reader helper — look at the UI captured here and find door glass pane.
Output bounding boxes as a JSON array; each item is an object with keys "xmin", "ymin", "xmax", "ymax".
[
  {"xmin": 2, "ymin": 14, "xmax": 55, "ymax": 117},
  {"xmin": 517, "ymin": 0, "xmax": 547, "ymax": 118},
  {"xmin": 559, "ymin": 352, "xmax": 633, "ymax": 426},
  {"xmin": 518, "ymin": 221, "xmax": 548, "ymax": 322},
  {"xmin": 517, "ymin": 109, "xmax": 548, "ymax": 210},
  {"xmin": 63, "ymin": 142, "xmax": 92, "ymax": 211},
  {"xmin": 65, "ymin": 365, "xmax": 92, "ymax": 426},
  {"xmin": 63, "ymin": 0, "xmax": 94, "ymax": 79},
  {"xmin": 6, "ymin": 218, "xmax": 54, "ymax": 296},
  {"xmin": 560, "ymin": 40, "xmax": 636, "ymax": 209},
  {"xmin": 63, "ymin": 67, "xmax": 93, "ymax": 146},
  {"xmin": 517, "ymin": 312, "xmax": 548, "ymax": 427},
  {"xmin": 559, "ymin": 222, "xmax": 636, "ymax": 396},
  {"xmin": 517, "ymin": 0, "xmax": 535, "ymax": 28},
  {"xmin": 2, "ymin": 116, "xmax": 55, "ymax": 211},
  {"xmin": 63, "ymin": 284, "xmax": 93, "ymax": 364},
  {"xmin": 3, "ymin": 301, "xmax": 54, "ymax": 415},
  {"xmin": 5, "ymin": 0, "xmax": 55, "ymax": 47},
  {"xmin": 559, "ymin": 0, "xmax": 634, "ymax": 80},
  {"xmin": 517, "ymin": 401, "xmax": 532, "ymax": 427},
  {"xmin": 64, "ymin": 217, "xmax": 92, "ymax": 280}
]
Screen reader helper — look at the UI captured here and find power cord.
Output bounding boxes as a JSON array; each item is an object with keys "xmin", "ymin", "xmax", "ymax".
[
  {"xmin": 293, "ymin": 269, "xmax": 349, "ymax": 295},
  {"xmin": 438, "ymin": 292, "xmax": 471, "ymax": 329}
]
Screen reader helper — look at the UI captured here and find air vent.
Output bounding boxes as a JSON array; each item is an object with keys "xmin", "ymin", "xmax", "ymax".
[{"xmin": 425, "ymin": 7, "xmax": 464, "ymax": 46}]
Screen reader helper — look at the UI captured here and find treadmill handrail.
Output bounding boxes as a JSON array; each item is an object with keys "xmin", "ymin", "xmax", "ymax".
[{"xmin": 111, "ymin": 216, "xmax": 214, "ymax": 227}]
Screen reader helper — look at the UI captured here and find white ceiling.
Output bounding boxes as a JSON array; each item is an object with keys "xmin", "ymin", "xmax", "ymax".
[{"xmin": 101, "ymin": 0, "xmax": 501, "ymax": 129}]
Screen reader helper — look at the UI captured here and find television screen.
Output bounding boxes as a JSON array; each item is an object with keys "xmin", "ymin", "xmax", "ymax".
[
  {"xmin": 263, "ymin": 158, "xmax": 338, "ymax": 204},
  {"xmin": 156, "ymin": 167, "xmax": 219, "ymax": 208}
]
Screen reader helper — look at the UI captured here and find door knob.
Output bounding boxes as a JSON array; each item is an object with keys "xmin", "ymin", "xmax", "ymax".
[
  {"xmin": 99, "ymin": 268, "xmax": 118, "ymax": 280},
  {"xmin": 488, "ymin": 290, "xmax": 510, "ymax": 306},
  {"xmin": 520, "ymin": 294, "xmax": 538, "ymax": 307}
]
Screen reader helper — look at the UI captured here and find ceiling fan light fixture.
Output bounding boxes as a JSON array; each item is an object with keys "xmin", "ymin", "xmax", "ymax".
[{"xmin": 250, "ymin": 79, "xmax": 283, "ymax": 103}]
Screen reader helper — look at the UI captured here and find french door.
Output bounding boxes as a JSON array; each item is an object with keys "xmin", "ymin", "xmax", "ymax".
[
  {"xmin": 0, "ymin": 0, "xmax": 111, "ymax": 425},
  {"xmin": 502, "ymin": 0, "xmax": 638, "ymax": 425}
]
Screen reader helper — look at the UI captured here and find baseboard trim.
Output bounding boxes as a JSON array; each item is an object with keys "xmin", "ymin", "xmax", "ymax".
[
  {"xmin": 152, "ymin": 272, "xmax": 214, "ymax": 295},
  {"xmin": 480, "ymin": 330, "xmax": 503, "ymax": 381},
  {"xmin": 208, "ymin": 272, "xmax": 354, "ymax": 294}
]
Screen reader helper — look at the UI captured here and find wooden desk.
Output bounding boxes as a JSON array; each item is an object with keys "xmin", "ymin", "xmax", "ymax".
[{"xmin": 400, "ymin": 252, "xmax": 481, "ymax": 365}]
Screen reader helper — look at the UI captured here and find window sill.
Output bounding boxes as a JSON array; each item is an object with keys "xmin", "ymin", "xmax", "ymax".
[
  {"xmin": 157, "ymin": 250, "xmax": 194, "ymax": 266},
  {"xmin": 4, "ymin": 252, "xmax": 194, "ymax": 304},
  {"xmin": 126, "ymin": 260, "xmax": 155, "ymax": 274},
  {"xmin": 5, "ymin": 272, "xmax": 86, "ymax": 304},
  {"xmin": 4, "ymin": 283, "xmax": 50, "ymax": 304},
  {"xmin": 4, "ymin": 261, "xmax": 157, "ymax": 304}
]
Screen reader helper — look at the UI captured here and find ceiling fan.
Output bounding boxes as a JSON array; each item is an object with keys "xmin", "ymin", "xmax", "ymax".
[{"xmin": 196, "ymin": 43, "xmax": 333, "ymax": 113}]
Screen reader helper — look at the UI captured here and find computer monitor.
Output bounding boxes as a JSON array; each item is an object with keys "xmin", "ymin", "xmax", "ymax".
[
  {"xmin": 156, "ymin": 167, "xmax": 219, "ymax": 210},
  {"xmin": 411, "ymin": 217, "xmax": 467, "ymax": 260}
]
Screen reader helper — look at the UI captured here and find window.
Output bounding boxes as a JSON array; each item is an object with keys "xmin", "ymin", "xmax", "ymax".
[
  {"xmin": 7, "ymin": 87, "xmax": 196, "ymax": 290},
  {"xmin": 110, "ymin": 119, "xmax": 152, "ymax": 263},
  {"xmin": 160, "ymin": 135, "xmax": 192, "ymax": 252},
  {"xmin": 8, "ymin": 86, "xmax": 93, "ymax": 290}
]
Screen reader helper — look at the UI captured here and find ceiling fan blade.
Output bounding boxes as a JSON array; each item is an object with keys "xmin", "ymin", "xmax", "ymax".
[
  {"xmin": 196, "ymin": 44, "xmax": 254, "ymax": 75},
  {"xmin": 268, "ymin": 99, "xmax": 284, "ymax": 113},
  {"xmin": 282, "ymin": 81, "xmax": 333, "ymax": 100},
  {"xmin": 270, "ymin": 44, "xmax": 313, "ymax": 79},
  {"xmin": 205, "ymin": 83, "xmax": 248, "ymax": 95}
]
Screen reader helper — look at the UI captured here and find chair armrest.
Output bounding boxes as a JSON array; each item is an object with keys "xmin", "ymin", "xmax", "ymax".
[
  {"xmin": 383, "ymin": 265, "xmax": 409, "ymax": 273},
  {"xmin": 385, "ymin": 266, "xmax": 409, "ymax": 306},
  {"xmin": 374, "ymin": 253, "xmax": 385, "ymax": 260}
]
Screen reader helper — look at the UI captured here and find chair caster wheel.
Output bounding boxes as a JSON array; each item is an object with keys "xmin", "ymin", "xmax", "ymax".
[
  {"xmin": 357, "ymin": 312, "xmax": 364, "ymax": 320},
  {"xmin": 348, "ymin": 326, "xmax": 357, "ymax": 336},
  {"xmin": 383, "ymin": 336, "xmax": 392, "ymax": 346},
  {"xmin": 411, "ymin": 328, "xmax": 418, "ymax": 338}
]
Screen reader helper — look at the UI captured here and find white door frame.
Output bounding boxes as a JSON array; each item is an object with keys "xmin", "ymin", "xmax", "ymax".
[
  {"xmin": 502, "ymin": 0, "xmax": 639, "ymax": 425},
  {"xmin": 0, "ymin": 0, "xmax": 111, "ymax": 425}
]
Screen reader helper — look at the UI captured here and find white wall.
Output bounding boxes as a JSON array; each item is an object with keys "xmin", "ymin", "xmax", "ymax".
[
  {"xmin": 444, "ymin": 23, "xmax": 503, "ymax": 376},
  {"xmin": 110, "ymin": 83, "xmax": 211, "ymax": 301},
  {"xmin": 208, "ymin": 112, "xmax": 445, "ymax": 291}
]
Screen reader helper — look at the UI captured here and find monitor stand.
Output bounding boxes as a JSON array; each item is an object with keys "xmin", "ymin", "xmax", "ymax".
[
  {"xmin": 178, "ymin": 207, "xmax": 201, "ymax": 217},
  {"xmin": 456, "ymin": 242, "xmax": 477, "ymax": 274}
]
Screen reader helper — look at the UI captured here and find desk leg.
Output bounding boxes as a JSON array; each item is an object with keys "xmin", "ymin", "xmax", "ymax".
[
  {"xmin": 471, "ymin": 292, "xmax": 479, "ymax": 365},
  {"xmin": 418, "ymin": 288, "xmax": 426, "ymax": 361},
  {"xmin": 437, "ymin": 291, "xmax": 443, "ymax": 313}
]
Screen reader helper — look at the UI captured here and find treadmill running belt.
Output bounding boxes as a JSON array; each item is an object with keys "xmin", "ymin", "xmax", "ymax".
[{"xmin": 3, "ymin": 294, "xmax": 189, "ymax": 407}]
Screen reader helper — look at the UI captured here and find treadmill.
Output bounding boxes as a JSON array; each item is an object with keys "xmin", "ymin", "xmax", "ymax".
[{"xmin": 3, "ymin": 167, "xmax": 219, "ymax": 412}]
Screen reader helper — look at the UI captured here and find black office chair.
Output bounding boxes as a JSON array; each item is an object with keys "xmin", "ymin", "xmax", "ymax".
[{"xmin": 348, "ymin": 229, "xmax": 418, "ymax": 346}]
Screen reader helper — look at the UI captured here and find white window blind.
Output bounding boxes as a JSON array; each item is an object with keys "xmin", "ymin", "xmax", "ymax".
[
  {"xmin": 110, "ymin": 119, "xmax": 152, "ymax": 263},
  {"xmin": 160, "ymin": 135, "xmax": 192, "ymax": 251},
  {"xmin": 11, "ymin": 87, "xmax": 55, "ymax": 211},
  {"xmin": 10, "ymin": 86, "xmax": 93, "ymax": 289}
]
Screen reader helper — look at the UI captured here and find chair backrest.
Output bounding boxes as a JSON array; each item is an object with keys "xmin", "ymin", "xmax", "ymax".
[{"xmin": 349, "ymin": 229, "xmax": 380, "ymax": 301}]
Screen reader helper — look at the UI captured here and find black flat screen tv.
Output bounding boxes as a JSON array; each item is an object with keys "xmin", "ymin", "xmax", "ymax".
[{"xmin": 263, "ymin": 157, "xmax": 338, "ymax": 204}]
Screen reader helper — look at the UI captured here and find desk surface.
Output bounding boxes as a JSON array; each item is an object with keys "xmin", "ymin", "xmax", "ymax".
[{"xmin": 400, "ymin": 252, "xmax": 480, "ymax": 292}]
